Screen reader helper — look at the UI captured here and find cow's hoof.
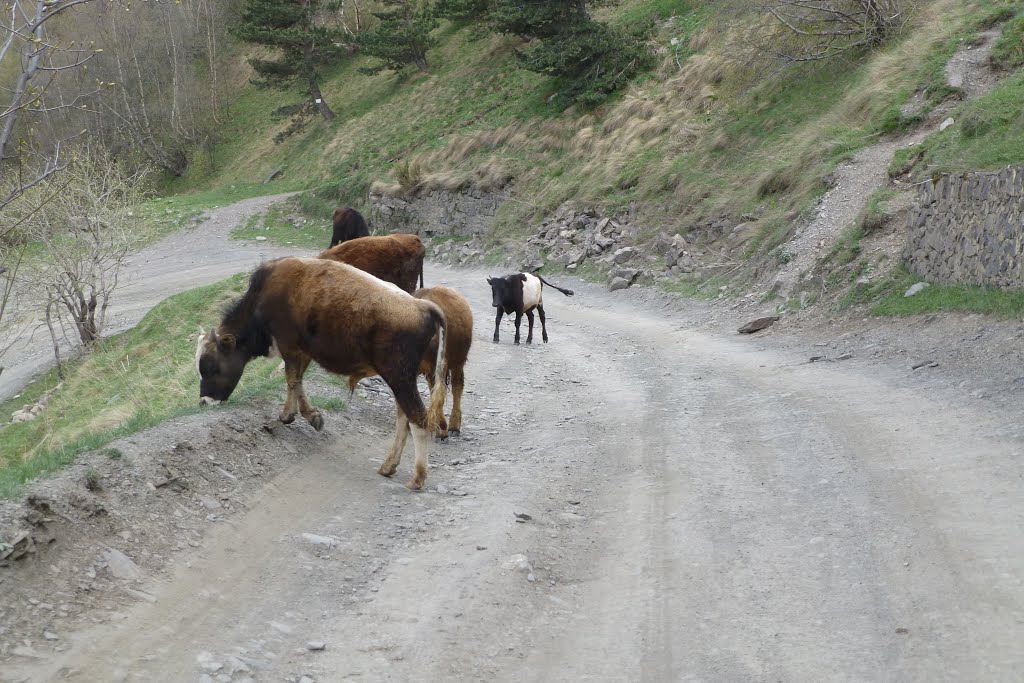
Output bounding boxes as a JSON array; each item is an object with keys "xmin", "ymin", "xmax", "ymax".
[
  {"xmin": 435, "ymin": 431, "xmax": 449, "ymax": 442},
  {"xmin": 543, "ymin": 337, "xmax": 549, "ymax": 343},
  {"xmin": 378, "ymin": 463, "xmax": 398, "ymax": 477},
  {"xmin": 279, "ymin": 412, "xmax": 296, "ymax": 425},
  {"xmin": 406, "ymin": 479, "xmax": 424, "ymax": 491},
  {"xmin": 449, "ymin": 428, "xmax": 461, "ymax": 437},
  {"xmin": 492, "ymin": 338, "xmax": 500, "ymax": 344},
  {"xmin": 513, "ymin": 340, "xmax": 520, "ymax": 345},
  {"xmin": 526, "ymin": 339, "xmax": 533, "ymax": 345},
  {"xmin": 308, "ymin": 412, "xmax": 324, "ymax": 431}
]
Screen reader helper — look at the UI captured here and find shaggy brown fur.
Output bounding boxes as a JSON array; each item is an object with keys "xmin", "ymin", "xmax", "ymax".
[
  {"xmin": 414, "ymin": 286, "xmax": 473, "ymax": 439},
  {"xmin": 318, "ymin": 234, "xmax": 425, "ymax": 294},
  {"xmin": 196, "ymin": 257, "xmax": 446, "ymax": 490}
]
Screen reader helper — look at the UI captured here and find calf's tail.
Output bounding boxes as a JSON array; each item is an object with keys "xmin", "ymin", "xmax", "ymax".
[
  {"xmin": 537, "ymin": 275, "xmax": 575, "ymax": 297},
  {"xmin": 426, "ymin": 310, "xmax": 448, "ymax": 434}
]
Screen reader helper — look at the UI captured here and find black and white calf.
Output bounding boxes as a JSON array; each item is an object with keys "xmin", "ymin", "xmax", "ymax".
[{"xmin": 487, "ymin": 273, "xmax": 574, "ymax": 345}]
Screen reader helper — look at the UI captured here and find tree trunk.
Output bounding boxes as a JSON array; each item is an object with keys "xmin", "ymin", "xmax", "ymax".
[
  {"xmin": 0, "ymin": 2, "xmax": 45, "ymax": 162},
  {"xmin": 308, "ymin": 73, "xmax": 335, "ymax": 121},
  {"xmin": 45, "ymin": 299, "xmax": 64, "ymax": 380}
]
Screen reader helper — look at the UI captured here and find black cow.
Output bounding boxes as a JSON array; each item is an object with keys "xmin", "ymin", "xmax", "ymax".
[
  {"xmin": 329, "ymin": 207, "xmax": 370, "ymax": 248},
  {"xmin": 487, "ymin": 272, "xmax": 574, "ymax": 345}
]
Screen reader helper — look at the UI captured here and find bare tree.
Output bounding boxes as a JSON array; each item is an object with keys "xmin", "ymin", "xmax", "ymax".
[
  {"xmin": 762, "ymin": 0, "xmax": 911, "ymax": 63},
  {"xmin": 19, "ymin": 146, "xmax": 149, "ymax": 364},
  {"xmin": 0, "ymin": 0, "xmax": 107, "ymax": 208}
]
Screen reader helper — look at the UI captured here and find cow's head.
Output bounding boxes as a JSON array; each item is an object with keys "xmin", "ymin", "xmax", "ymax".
[
  {"xmin": 487, "ymin": 274, "xmax": 526, "ymax": 309},
  {"xmin": 195, "ymin": 326, "xmax": 246, "ymax": 405}
]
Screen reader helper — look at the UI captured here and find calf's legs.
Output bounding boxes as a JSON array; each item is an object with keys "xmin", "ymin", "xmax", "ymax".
[
  {"xmin": 280, "ymin": 354, "xmax": 323, "ymax": 431},
  {"xmin": 492, "ymin": 309, "xmax": 503, "ymax": 343},
  {"xmin": 538, "ymin": 303, "xmax": 549, "ymax": 343}
]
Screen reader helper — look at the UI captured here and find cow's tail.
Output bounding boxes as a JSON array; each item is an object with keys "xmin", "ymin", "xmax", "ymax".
[
  {"xmin": 537, "ymin": 276, "xmax": 575, "ymax": 297},
  {"xmin": 425, "ymin": 308, "xmax": 448, "ymax": 434},
  {"xmin": 419, "ymin": 259, "xmax": 425, "ymax": 290}
]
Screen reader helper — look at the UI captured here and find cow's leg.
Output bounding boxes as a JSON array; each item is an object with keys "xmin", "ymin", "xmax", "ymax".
[
  {"xmin": 279, "ymin": 357, "xmax": 303, "ymax": 424},
  {"xmin": 287, "ymin": 355, "xmax": 323, "ymax": 431},
  {"xmin": 538, "ymin": 303, "xmax": 549, "ymax": 343},
  {"xmin": 525, "ymin": 309, "xmax": 535, "ymax": 344},
  {"xmin": 492, "ymin": 309, "xmax": 503, "ymax": 344},
  {"xmin": 424, "ymin": 373, "xmax": 449, "ymax": 440},
  {"xmin": 448, "ymin": 366, "xmax": 465, "ymax": 436},
  {"xmin": 387, "ymin": 375, "xmax": 431, "ymax": 490},
  {"xmin": 513, "ymin": 311, "xmax": 523, "ymax": 345},
  {"xmin": 378, "ymin": 406, "xmax": 410, "ymax": 478},
  {"xmin": 407, "ymin": 418, "xmax": 431, "ymax": 491}
]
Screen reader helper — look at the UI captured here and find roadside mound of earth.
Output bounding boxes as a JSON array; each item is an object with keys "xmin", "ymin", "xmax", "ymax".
[{"xmin": 0, "ymin": 402, "xmax": 336, "ymax": 664}]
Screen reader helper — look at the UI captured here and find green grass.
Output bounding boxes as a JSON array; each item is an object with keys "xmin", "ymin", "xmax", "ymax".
[
  {"xmin": 0, "ymin": 274, "xmax": 287, "ymax": 497},
  {"xmin": 311, "ymin": 396, "xmax": 347, "ymax": 412},
  {"xmin": 835, "ymin": 265, "xmax": 1024, "ymax": 317},
  {"xmin": 139, "ymin": 182, "xmax": 300, "ymax": 243},
  {"xmin": 904, "ymin": 70, "xmax": 1024, "ymax": 176},
  {"xmin": 873, "ymin": 280, "xmax": 1024, "ymax": 317},
  {"xmin": 858, "ymin": 187, "xmax": 898, "ymax": 231},
  {"xmin": 230, "ymin": 202, "xmax": 327, "ymax": 250},
  {"xmin": 991, "ymin": 14, "xmax": 1024, "ymax": 69}
]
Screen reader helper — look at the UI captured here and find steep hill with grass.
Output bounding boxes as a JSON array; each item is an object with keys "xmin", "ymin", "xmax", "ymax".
[{"xmin": 184, "ymin": 0, "xmax": 1022, "ymax": 281}]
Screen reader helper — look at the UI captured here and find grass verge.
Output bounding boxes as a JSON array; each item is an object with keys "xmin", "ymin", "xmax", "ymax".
[
  {"xmin": 230, "ymin": 202, "xmax": 327, "ymax": 250},
  {"xmin": 0, "ymin": 275, "xmax": 286, "ymax": 497}
]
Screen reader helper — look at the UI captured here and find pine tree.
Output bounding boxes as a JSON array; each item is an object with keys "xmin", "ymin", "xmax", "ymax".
[
  {"xmin": 486, "ymin": 0, "xmax": 648, "ymax": 107},
  {"xmin": 232, "ymin": 0, "xmax": 348, "ymax": 121},
  {"xmin": 357, "ymin": 0, "xmax": 438, "ymax": 74}
]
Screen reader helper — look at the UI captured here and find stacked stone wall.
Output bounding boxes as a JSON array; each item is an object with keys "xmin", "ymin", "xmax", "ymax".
[
  {"xmin": 368, "ymin": 188, "xmax": 505, "ymax": 237},
  {"xmin": 905, "ymin": 166, "xmax": 1024, "ymax": 287}
]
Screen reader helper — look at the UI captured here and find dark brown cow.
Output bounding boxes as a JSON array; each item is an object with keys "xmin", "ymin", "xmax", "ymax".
[
  {"xmin": 329, "ymin": 207, "xmax": 369, "ymax": 248},
  {"xmin": 196, "ymin": 257, "xmax": 447, "ymax": 490},
  {"xmin": 487, "ymin": 272, "xmax": 574, "ymax": 344},
  {"xmin": 318, "ymin": 234, "xmax": 425, "ymax": 294},
  {"xmin": 414, "ymin": 286, "xmax": 473, "ymax": 439}
]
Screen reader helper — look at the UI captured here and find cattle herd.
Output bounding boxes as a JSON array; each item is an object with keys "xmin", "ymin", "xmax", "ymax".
[{"xmin": 196, "ymin": 207, "xmax": 575, "ymax": 489}]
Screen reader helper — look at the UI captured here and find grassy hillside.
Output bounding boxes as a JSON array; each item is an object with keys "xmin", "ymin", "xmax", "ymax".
[{"xmin": 164, "ymin": 0, "xmax": 1022, "ymax": 274}]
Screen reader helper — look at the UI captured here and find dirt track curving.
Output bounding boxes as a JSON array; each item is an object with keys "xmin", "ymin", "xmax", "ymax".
[{"xmin": 2, "ymin": 260, "xmax": 1023, "ymax": 682}]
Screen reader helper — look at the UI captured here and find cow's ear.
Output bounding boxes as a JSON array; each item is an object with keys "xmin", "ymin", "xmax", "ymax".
[
  {"xmin": 486, "ymin": 277, "xmax": 493, "ymax": 285},
  {"xmin": 217, "ymin": 334, "xmax": 236, "ymax": 352}
]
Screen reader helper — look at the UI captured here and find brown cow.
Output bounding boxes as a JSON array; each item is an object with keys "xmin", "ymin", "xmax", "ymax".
[
  {"xmin": 414, "ymin": 286, "xmax": 473, "ymax": 439},
  {"xmin": 319, "ymin": 234, "xmax": 425, "ymax": 294},
  {"xmin": 196, "ymin": 257, "xmax": 447, "ymax": 490},
  {"xmin": 329, "ymin": 207, "xmax": 369, "ymax": 248}
]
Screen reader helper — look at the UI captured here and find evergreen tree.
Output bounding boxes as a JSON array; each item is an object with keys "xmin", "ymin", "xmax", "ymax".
[
  {"xmin": 487, "ymin": 0, "xmax": 648, "ymax": 107},
  {"xmin": 358, "ymin": 0, "xmax": 438, "ymax": 74},
  {"xmin": 232, "ymin": 0, "xmax": 348, "ymax": 121},
  {"xmin": 432, "ymin": 0, "xmax": 492, "ymax": 24}
]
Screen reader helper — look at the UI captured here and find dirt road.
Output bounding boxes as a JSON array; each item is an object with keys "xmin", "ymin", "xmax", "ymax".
[{"xmin": 5, "ymin": 262, "xmax": 1022, "ymax": 682}]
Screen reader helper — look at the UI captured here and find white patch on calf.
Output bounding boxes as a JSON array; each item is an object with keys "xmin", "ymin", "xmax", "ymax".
[
  {"xmin": 268, "ymin": 336, "xmax": 281, "ymax": 359},
  {"xmin": 199, "ymin": 396, "xmax": 221, "ymax": 406},
  {"xmin": 521, "ymin": 273, "xmax": 543, "ymax": 310}
]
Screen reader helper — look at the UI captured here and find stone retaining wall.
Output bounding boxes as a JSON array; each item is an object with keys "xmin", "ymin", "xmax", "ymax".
[
  {"xmin": 368, "ymin": 188, "xmax": 505, "ymax": 237},
  {"xmin": 905, "ymin": 166, "xmax": 1024, "ymax": 287}
]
